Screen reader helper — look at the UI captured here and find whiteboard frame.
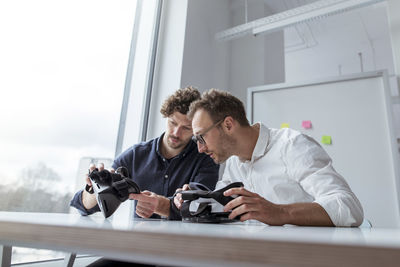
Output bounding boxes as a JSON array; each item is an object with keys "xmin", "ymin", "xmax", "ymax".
[{"xmin": 247, "ymin": 70, "xmax": 400, "ymax": 225}]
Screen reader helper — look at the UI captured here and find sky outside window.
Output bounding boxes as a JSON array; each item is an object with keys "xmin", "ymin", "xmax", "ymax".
[{"xmin": 0, "ymin": 0, "xmax": 136, "ymax": 194}]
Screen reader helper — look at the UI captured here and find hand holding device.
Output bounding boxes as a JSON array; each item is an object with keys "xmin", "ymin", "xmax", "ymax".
[
  {"xmin": 179, "ymin": 182, "xmax": 244, "ymax": 223},
  {"xmin": 86, "ymin": 166, "xmax": 140, "ymax": 218}
]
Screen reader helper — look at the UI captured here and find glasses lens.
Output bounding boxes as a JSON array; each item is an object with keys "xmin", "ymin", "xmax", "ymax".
[
  {"xmin": 199, "ymin": 135, "xmax": 205, "ymax": 145},
  {"xmin": 192, "ymin": 135, "xmax": 197, "ymax": 143},
  {"xmin": 192, "ymin": 135, "xmax": 205, "ymax": 145}
]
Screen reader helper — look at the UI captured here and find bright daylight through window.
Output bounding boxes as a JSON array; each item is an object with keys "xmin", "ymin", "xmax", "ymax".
[{"xmin": 0, "ymin": 0, "xmax": 137, "ymax": 263}]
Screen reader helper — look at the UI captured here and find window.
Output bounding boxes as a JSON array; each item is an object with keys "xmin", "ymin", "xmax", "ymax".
[{"xmin": 0, "ymin": 0, "xmax": 160, "ymax": 264}]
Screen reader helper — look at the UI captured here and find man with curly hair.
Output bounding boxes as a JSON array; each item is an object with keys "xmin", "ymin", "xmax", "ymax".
[
  {"xmin": 183, "ymin": 88, "xmax": 363, "ymax": 227},
  {"xmin": 70, "ymin": 87, "xmax": 219, "ymax": 221}
]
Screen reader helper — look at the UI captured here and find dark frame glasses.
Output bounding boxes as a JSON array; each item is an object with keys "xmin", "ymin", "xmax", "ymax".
[{"xmin": 192, "ymin": 119, "xmax": 224, "ymax": 145}]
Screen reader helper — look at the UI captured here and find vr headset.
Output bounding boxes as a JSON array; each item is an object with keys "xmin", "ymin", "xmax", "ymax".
[
  {"xmin": 179, "ymin": 182, "xmax": 244, "ymax": 223},
  {"xmin": 86, "ymin": 167, "xmax": 140, "ymax": 218}
]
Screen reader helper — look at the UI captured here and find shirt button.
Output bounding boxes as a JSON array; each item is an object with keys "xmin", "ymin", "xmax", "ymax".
[
  {"xmin": 163, "ymin": 159, "xmax": 166, "ymax": 162},
  {"xmin": 164, "ymin": 175, "xmax": 168, "ymax": 179}
]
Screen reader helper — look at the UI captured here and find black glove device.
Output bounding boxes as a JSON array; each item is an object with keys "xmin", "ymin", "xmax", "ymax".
[
  {"xmin": 86, "ymin": 167, "xmax": 140, "ymax": 218},
  {"xmin": 179, "ymin": 182, "xmax": 244, "ymax": 223}
]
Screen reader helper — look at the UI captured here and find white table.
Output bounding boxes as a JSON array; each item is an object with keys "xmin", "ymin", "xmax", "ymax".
[{"xmin": 1, "ymin": 212, "xmax": 400, "ymax": 267}]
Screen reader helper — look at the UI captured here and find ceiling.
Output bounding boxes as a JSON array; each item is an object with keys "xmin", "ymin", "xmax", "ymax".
[{"xmin": 230, "ymin": 0, "xmax": 390, "ymax": 54}]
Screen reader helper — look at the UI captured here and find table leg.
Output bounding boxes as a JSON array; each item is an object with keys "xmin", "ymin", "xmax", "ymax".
[
  {"xmin": 0, "ymin": 246, "xmax": 11, "ymax": 267},
  {"xmin": 63, "ymin": 253, "xmax": 76, "ymax": 267}
]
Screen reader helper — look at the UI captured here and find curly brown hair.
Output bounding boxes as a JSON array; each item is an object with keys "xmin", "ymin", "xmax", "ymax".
[
  {"xmin": 188, "ymin": 89, "xmax": 250, "ymax": 126},
  {"xmin": 160, "ymin": 86, "xmax": 201, "ymax": 117}
]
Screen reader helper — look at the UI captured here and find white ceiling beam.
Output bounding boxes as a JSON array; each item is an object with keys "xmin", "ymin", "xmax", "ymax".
[{"xmin": 215, "ymin": 0, "xmax": 385, "ymax": 42}]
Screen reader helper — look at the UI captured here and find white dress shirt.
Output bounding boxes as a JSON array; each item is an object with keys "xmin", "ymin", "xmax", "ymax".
[{"xmin": 217, "ymin": 123, "xmax": 364, "ymax": 227}]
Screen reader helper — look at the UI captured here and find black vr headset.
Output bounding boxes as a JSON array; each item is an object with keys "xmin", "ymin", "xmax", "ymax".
[
  {"xmin": 179, "ymin": 182, "xmax": 244, "ymax": 223},
  {"xmin": 86, "ymin": 167, "xmax": 140, "ymax": 218}
]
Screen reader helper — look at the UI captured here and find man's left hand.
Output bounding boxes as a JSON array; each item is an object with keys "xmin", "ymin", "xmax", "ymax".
[{"xmin": 173, "ymin": 184, "xmax": 190, "ymax": 210}]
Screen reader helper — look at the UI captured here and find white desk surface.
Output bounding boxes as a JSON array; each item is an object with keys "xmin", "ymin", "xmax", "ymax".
[{"xmin": 1, "ymin": 211, "xmax": 400, "ymax": 267}]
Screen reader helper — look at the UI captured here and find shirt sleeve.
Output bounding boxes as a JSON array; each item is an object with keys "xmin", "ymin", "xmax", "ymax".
[
  {"xmin": 284, "ymin": 134, "xmax": 364, "ymax": 227},
  {"xmin": 112, "ymin": 146, "xmax": 135, "ymax": 175},
  {"xmin": 167, "ymin": 196, "xmax": 181, "ymax": 220},
  {"xmin": 69, "ymin": 189, "xmax": 100, "ymax": 216}
]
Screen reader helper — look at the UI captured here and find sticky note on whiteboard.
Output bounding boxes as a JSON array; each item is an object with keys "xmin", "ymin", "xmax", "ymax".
[
  {"xmin": 280, "ymin": 123, "xmax": 289, "ymax": 128},
  {"xmin": 321, "ymin": 135, "xmax": 332, "ymax": 145},
  {"xmin": 302, "ymin": 120, "xmax": 312, "ymax": 129}
]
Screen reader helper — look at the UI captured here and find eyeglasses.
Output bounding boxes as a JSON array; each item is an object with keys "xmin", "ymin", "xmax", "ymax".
[{"xmin": 192, "ymin": 119, "xmax": 224, "ymax": 145}]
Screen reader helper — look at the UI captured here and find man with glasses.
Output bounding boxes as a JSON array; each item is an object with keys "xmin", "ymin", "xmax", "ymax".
[
  {"xmin": 71, "ymin": 87, "xmax": 219, "ymax": 221},
  {"xmin": 179, "ymin": 88, "xmax": 363, "ymax": 227}
]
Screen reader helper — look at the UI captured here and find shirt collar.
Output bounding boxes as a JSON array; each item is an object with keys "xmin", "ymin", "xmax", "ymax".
[
  {"xmin": 250, "ymin": 122, "xmax": 270, "ymax": 162},
  {"xmin": 155, "ymin": 133, "xmax": 164, "ymax": 157}
]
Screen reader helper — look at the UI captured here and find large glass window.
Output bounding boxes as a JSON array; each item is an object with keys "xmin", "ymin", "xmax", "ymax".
[{"xmin": 0, "ymin": 0, "xmax": 142, "ymax": 263}]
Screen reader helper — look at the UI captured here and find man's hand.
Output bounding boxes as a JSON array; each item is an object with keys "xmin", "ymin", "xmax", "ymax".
[
  {"xmin": 82, "ymin": 163, "xmax": 114, "ymax": 210},
  {"xmin": 129, "ymin": 191, "xmax": 170, "ymax": 218},
  {"xmin": 173, "ymin": 184, "xmax": 190, "ymax": 210},
  {"xmin": 223, "ymin": 187, "xmax": 287, "ymax": 226},
  {"xmin": 223, "ymin": 187, "xmax": 334, "ymax": 226}
]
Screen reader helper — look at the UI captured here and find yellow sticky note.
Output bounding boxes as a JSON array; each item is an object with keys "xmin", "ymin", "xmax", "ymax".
[
  {"xmin": 321, "ymin": 135, "xmax": 332, "ymax": 145},
  {"xmin": 280, "ymin": 123, "xmax": 289, "ymax": 129}
]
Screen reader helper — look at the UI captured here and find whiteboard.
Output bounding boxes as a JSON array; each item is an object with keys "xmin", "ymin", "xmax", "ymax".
[{"xmin": 247, "ymin": 71, "xmax": 400, "ymax": 227}]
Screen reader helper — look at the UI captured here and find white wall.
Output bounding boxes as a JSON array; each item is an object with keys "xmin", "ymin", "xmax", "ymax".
[
  {"xmin": 387, "ymin": 0, "xmax": 400, "ymax": 145},
  {"xmin": 146, "ymin": 0, "xmax": 189, "ymax": 140},
  {"xmin": 387, "ymin": 0, "xmax": 400, "ymax": 82},
  {"xmin": 283, "ymin": 2, "xmax": 400, "ymax": 139},
  {"xmin": 284, "ymin": 3, "xmax": 395, "ymax": 85},
  {"xmin": 180, "ymin": 0, "xmax": 231, "ymax": 94},
  {"xmin": 180, "ymin": 0, "xmax": 285, "ymax": 108},
  {"xmin": 229, "ymin": 0, "xmax": 285, "ymax": 106}
]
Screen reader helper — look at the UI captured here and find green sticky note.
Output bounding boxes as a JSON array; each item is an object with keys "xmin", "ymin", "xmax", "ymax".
[
  {"xmin": 280, "ymin": 123, "xmax": 289, "ymax": 129},
  {"xmin": 321, "ymin": 135, "xmax": 332, "ymax": 145}
]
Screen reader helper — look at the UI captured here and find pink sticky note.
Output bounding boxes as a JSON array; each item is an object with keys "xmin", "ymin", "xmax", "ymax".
[{"xmin": 302, "ymin": 120, "xmax": 312, "ymax": 129}]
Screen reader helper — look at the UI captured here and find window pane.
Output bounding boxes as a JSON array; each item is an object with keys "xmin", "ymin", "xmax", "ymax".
[{"xmin": 0, "ymin": 0, "xmax": 137, "ymax": 263}]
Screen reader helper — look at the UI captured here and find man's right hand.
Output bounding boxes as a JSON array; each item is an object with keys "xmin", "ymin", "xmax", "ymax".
[
  {"xmin": 173, "ymin": 184, "xmax": 190, "ymax": 209},
  {"xmin": 82, "ymin": 163, "xmax": 109, "ymax": 210},
  {"xmin": 129, "ymin": 191, "xmax": 170, "ymax": 218}
]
